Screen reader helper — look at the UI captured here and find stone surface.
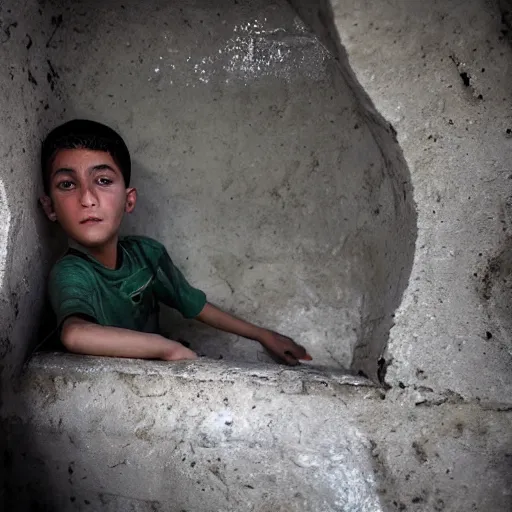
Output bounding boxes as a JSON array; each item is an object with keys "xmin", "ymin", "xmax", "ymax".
[
  {"xmin": 5, "ymin": 352, "xmax": 512, "ymax": 511},
  {"xmin": 322, "ymin": 0, "xmax": 512, "ymax": 402},
  {"xmin": 5, "ymin": 353, "xmax": 382, "ymax": 512},
  {"xmin": 1, "ymin": 0, "xmax": 512, "ymax": 511}
]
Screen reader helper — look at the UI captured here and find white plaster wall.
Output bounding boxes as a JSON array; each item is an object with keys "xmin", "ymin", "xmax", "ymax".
[{"xmin": 0, "ymin": 179, "xmax": 9, "ymax": 290}]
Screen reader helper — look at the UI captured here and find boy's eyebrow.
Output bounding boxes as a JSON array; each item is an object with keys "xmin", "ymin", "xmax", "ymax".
[
  {"xmin": 52, "ymin": 167, "xmax": 76, "ymax": 177},
  {"xmin": 90, "ymin": 164, "xmax": 117, "ymax": 173},
  {"xmin": 51, "ymin": 164, "xmax": 118, "ymax": 178}
]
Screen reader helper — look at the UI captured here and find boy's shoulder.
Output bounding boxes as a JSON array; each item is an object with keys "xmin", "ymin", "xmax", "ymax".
[
  {"xmin": 48, "ymin": 250, "xmax": 97, "ymax": 290},
  {"xmin": 51, "ymin": 249, "xmax": 92, "ymax": 272},
  {"xmin": 49, "ymin": 236, "xmax": 168, "ymax": 283}
]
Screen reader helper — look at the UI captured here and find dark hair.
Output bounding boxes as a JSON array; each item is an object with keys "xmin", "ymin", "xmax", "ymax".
[{"xmin": 41, "ymin": 119, "xmax": 131, "ymax": 194}]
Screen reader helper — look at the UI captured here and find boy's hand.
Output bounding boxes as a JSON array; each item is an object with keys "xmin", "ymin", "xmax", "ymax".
[
  {"xmin": 160, "ymin": 339, "xmax": 198, "ymax": 361},
  {"xmin": 196, "ymin": 304, "xmax": 312, "ymax": 365},
  {"xmin": 258, "ymin": 330, "xmax": 312, "ymax": 366}
]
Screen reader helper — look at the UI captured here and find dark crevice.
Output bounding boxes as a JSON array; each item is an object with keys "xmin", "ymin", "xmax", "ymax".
[{"xmin": 459, "ymin": 71, "xmax": 471, "ymax": 87}]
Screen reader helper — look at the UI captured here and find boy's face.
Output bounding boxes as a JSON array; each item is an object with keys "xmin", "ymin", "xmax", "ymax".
[{"xmin": 40, "ymin": 148, "xmax": 136, "ymax": 248}]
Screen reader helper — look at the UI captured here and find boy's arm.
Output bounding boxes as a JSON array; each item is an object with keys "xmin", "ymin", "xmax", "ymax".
[
  {"xmin": 196, "ymin": 303, "xmax": 312, "ymax": 366},
  {"xmin": 61, "ymin": 316, "xmax": 197, "ymax": 361}
]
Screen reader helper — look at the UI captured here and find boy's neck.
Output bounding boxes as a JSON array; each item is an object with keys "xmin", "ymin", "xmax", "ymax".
[{"xmin": 69, "ymin": 236, "xmax": 119, "ymax": 269}]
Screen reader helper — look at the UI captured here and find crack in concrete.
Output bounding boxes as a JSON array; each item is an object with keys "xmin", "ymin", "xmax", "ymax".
[{"xmin": 393, "ymin": 382, "xmax": 512, "ymax": 412}]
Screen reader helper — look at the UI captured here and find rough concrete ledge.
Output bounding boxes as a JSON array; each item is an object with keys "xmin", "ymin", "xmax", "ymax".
[
  {"xmin": 2, "ymin": 353, "xmax": 384, "ymax": 512},
  {"xmin": 23, "ymin": 351, "xmax": 376, "ymax": 397},
  {"xmin": 5, "ymin": 354, "xmax": 511, "ymax": 512}
]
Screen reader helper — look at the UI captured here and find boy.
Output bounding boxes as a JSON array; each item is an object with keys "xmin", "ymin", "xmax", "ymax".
[{"xmin": 40, "ymin": 119, "xmax": 311, "ymax": 365}]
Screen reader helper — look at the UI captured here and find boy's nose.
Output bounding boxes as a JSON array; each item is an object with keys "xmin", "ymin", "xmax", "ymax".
[{"xmin": 80, "ymin": 186, "xmax": 97, "ymax": 207}]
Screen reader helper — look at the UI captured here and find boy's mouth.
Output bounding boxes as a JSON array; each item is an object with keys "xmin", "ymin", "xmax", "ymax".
[{"xmin": 80, "ymin": 217, "xmax": 102, "ymax": 224}]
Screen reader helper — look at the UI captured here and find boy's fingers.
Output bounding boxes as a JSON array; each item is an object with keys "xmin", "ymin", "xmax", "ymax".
[
  {"xmin": 268, "ymin": 350, "xmax": 295, "ymax": 366},
  {"xmin": 288, "ymin": 341, "xmax": 312, "ymax": 361},
  {"xmin": 283, "ymin": 350, "xmax": 299, "ymax": 366},
  {"xmin": 264, "ymin": 332, "xmax": 311, "ymax": 365},
  {"xmin": 183, "ymin": 347, "xmax": 198, "ymax": 359}
]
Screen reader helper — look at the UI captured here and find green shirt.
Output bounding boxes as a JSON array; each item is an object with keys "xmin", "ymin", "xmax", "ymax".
[{"xmin": 48, "ymin": 236, "xmax": 207, "ymax": 333}]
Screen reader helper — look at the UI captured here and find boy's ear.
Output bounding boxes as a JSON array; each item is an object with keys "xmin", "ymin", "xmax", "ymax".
[
  {"xmin": 39, "ymin": 195, "xmax": 57, "ymax": 222},
  {"xmin": 125, "ymin": 188, "xmax": 137, "ymax": 213}
]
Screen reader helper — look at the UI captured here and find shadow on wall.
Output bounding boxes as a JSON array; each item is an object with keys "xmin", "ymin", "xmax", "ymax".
[
  {"xmin": 479, "ymin": 235, "xmax": 512, "ymax": 352},
  {"xmin": 0, "ymin": 1, "xmax": 70, "ymax": 508},
  {"xmin": 286, "ymin": 0, "xmax": 417, "ymax": 379}
]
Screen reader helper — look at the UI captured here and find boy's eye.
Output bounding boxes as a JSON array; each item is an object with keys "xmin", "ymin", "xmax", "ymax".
[
  {"xmin": 97, "ymin": 177, "xmax": 113, "ymax": 186},
  {"xmin": 57, "ymin": 180, "xmax": 75, "ymax": 190}
]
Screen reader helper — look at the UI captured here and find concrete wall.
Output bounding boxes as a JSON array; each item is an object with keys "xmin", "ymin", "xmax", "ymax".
[
  {"xmin": 317, "ymin": 0, "xmax": 512, "ymax": 401},
  {"xmin": 0, "ymin": 1, "xmax": 64, "ymax": 384},
  {"xmin": 1, "ymin": 0, "xmax": 512, "ymax": 511}
]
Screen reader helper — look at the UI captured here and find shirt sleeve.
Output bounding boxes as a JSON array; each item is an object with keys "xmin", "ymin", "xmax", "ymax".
[
  {"xmin": 48, "ymin": 259, "xmax": 99, "ymax": 326},
  {"xmin": 153, "ymin": 248, "xmax": 207, "ymax": 318}
]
